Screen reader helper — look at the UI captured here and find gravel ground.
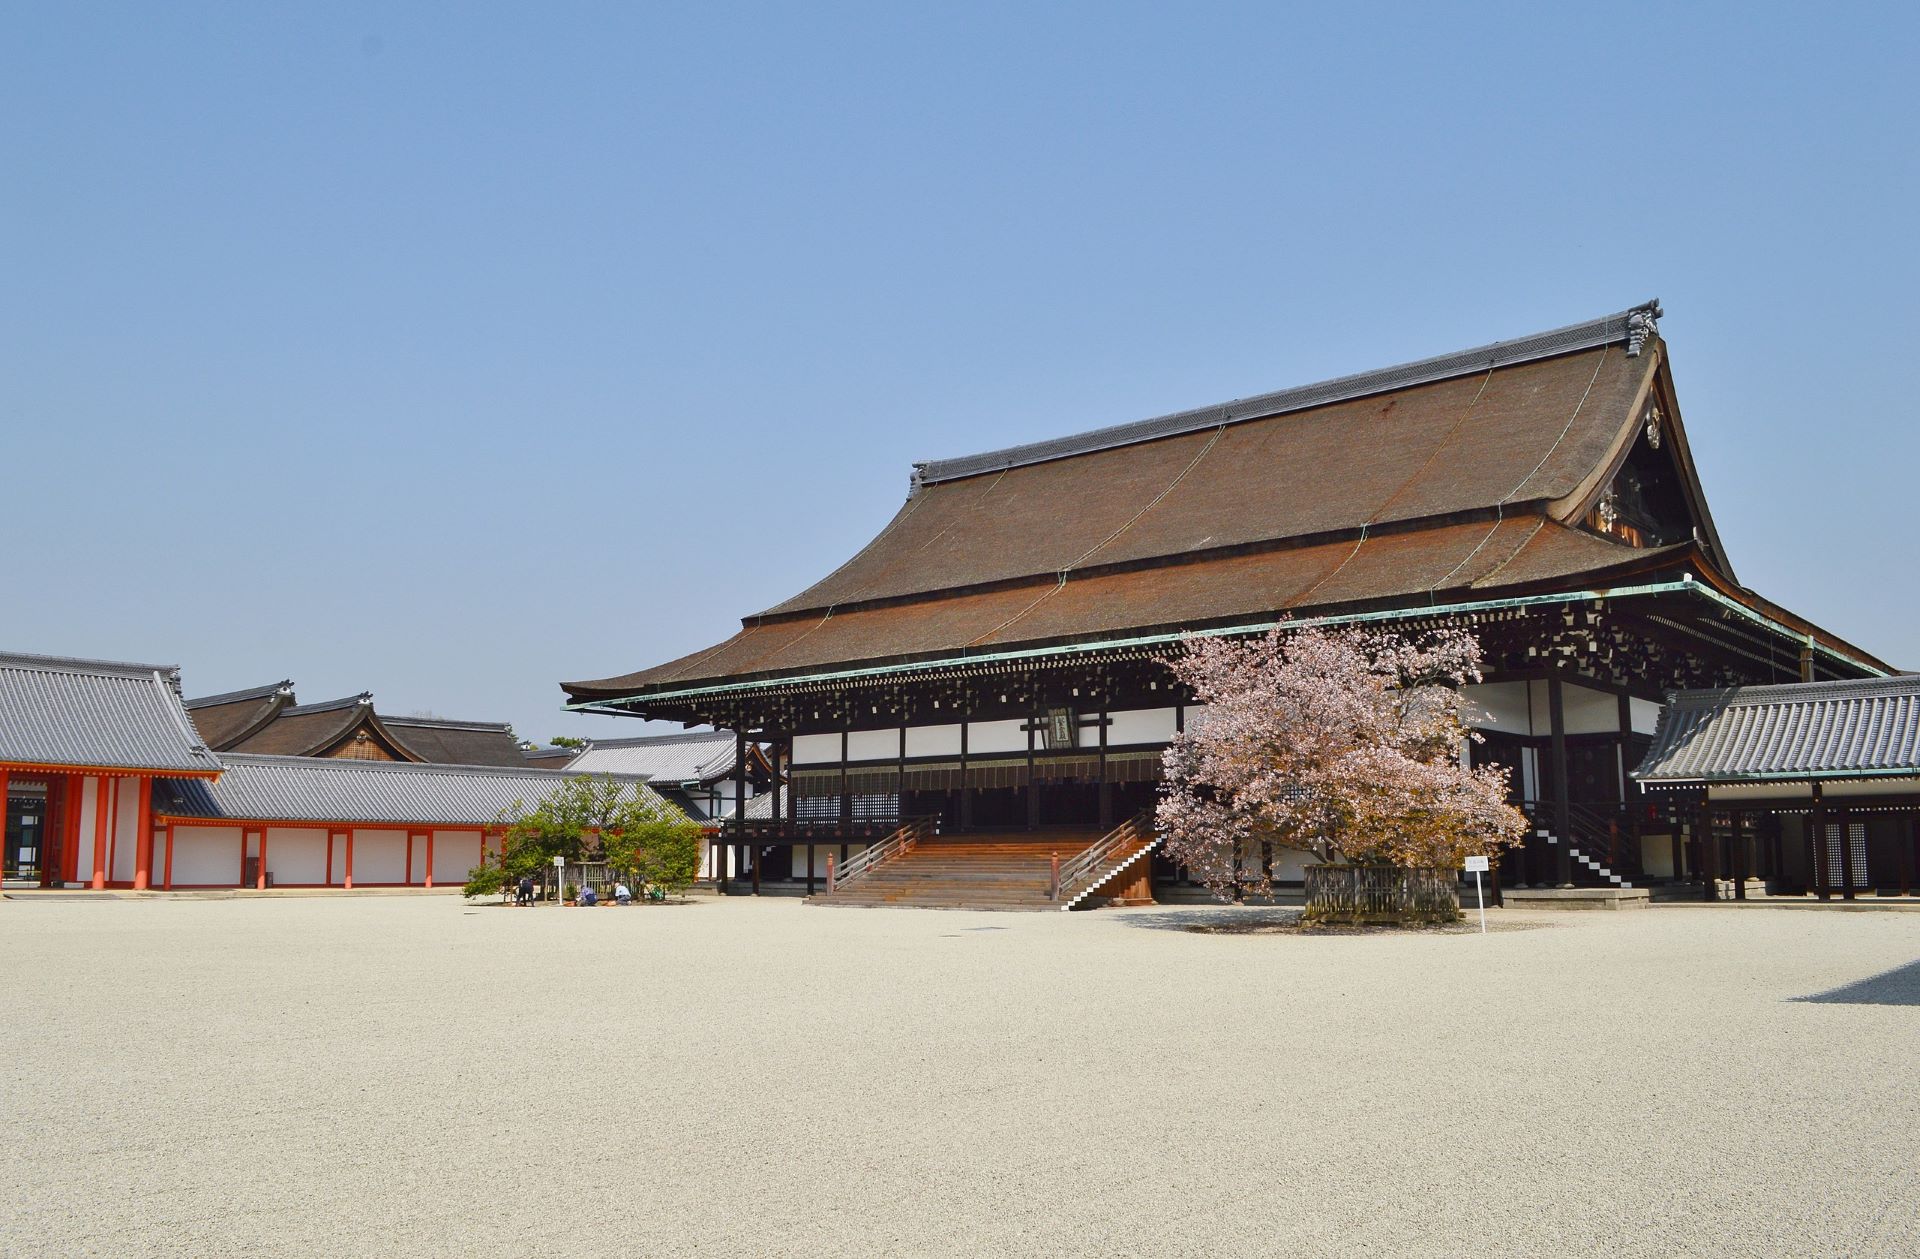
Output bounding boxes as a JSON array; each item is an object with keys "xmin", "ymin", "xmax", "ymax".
[{"xmin": 2, "ymin": 895, "xmax": 1916, "ymax": 1258}]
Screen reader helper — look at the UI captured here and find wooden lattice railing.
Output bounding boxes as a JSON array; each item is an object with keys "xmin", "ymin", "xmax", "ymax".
[{"xmin": 1051, "ymin": 811, "xmax": 1154, "ymax": 903}]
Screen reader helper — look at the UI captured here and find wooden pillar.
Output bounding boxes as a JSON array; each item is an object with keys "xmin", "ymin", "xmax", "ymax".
[
  {"xmin": 1732, "ymin": 810, "xmax": 1747, "ymax": 900},
  {"xmin": 344, "ymin": 830, "xmax": 355, "ymax": 890},
  {"xmin": 133, "ymin": 777, "xmax": 154, "ymax": 890},
  {"xmin": 162, "ymin": 822, "xmax": 174, "ymax": 890},
  {"xmin": 1811, "ymin": 783, "xmax": 1829, "ymax": 900},
  {"xmin": 768, "ymin": 738, "xmax": 783, "ymax": 839},
  {"xmin": 806, "ymin": 843, "xmax": 816, "ymax": 895},
  {"xmin": 734, "ymin": 731, "xmax": 747, "ymax": 823},
  {"xmin": 896, "ymin": 724, "xmax": 906, "ymax": 825},
  {"xmin": 1548, "ymin": 677, "xmax": 1573, "ymax": 887},
  {"xmin": 1025, "ymin": 716, "xmax": 1038, "ymax": 831},
  {"xmin": 1837, "ymin": 806, "xmax": 1856, "ymax": 901},
  {"xmin": 838, "ymin": 731, "xmax": 851, "ymax": 834},
  {"xmin": 326, "ymin": 832, "xmax": 337, "ymax": 886},
  {"xmin": 0, "ymin": 769, "xmax": 9, "ymax": 880},
  {"xmin": 257, "ymin": 826, "xmax": 270, "ymax": 890},
  {"xmin": 1904, "ymin": 816, "xmax": 1916, "ymax": 898},
  {"xmin": 424, "ymin": 832, "xmax": 435, "ymax": 889},
  {"xmin": 1097, "ymin": 709, "xmax": 1112, "ymax": 831},
  {"xmin": 750, "ymin": 842, "xmax": 760, "ymax": 896},
  {"xmin": 959, "ymin": 719, "xmax": 973, "ymax": 832},
  {"xmin": 1698, "ymin": 799, "xmax": 1715, "ymax": 902}
]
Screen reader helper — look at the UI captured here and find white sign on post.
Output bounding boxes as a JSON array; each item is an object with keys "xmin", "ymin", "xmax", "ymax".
[
  {"xmin": 553, "ymin": 854, "xmax": 566, "ymax": 904},
  {"xmin": 1464, "ymin": 856, "xmax": 1489, "ymax": 933}
]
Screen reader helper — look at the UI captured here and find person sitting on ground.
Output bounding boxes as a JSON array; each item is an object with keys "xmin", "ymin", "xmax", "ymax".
[
  {"xmin": 579, "ymin": 884, "xmax": 598, "ymax": 907},
  {"xmin": 614, "ymin": 882, "xmax": 632, "ymax": 905},
  {"xmin": 516, "ymin": 875, "xmax": 534, "ymax": 907}
]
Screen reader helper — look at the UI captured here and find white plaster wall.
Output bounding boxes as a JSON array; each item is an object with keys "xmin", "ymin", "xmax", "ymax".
[
  {"xmin": 1107, "ymin": 708, "xmax": 1178, "ymax": 746},
  {"xmin": 1464, "ymin": 681, "xmax": 1532, "ymax": 734},
  {"xmin": 351, "ymin": 829, "xmax": 407, "ymax": 884},
  {"xmin": 1630, "ymin": 697, "xmax": 1662, "ymax": 736},
  {"xmin": 432, "ymin": 830, "xmax": 483, "ymax": 884},
  {"xmin": 1640, "ymin": 832, "xmax": 1675, "ymax": 880},
  {"xmin": 801, "ymin": 842, "xmax": 869, "ymax": 878},
  {"xmin": 1562, "ymin": 682, "xmax": 1622, "ymax": 735},
  {"xmin": 171, "ymin": 825, "xmax": 242, "ymax": 886},
  {"xmin": 846, "ymin": 729, "xmax": 899, "ymax": 762},
  {"xmin": 267, "ymin": 827, "xmax": 328, "ymax": 885},
  {"xmin": 905, "ymin": 723, "xmax": 963, "ymax": 758},
  {"xmin": 1182, "ymin": 703, "xmax": 1212, "ymax": 731},
  {"xmin": 792, "ymin": 733, "xmax": 841, "ymax": 765},
  {"xmin": 74, "ymin": 777, "xmax": 101, "ymax": 883},
  {"xmin": 110, "ymin": 780, "xmax": 140, "ymax": 882},
  {"xmin": 966, "ymin": 719, "xmax": 1027, "ymax": 755}
]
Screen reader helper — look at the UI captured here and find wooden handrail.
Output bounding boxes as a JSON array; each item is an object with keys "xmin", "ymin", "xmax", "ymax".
[
  {"xmin": 828, "ymin": 815, "xmax": 938, "ymax": 890},
  {"xmin": 1052, "ymin": 811, "xmax": 1154, "ymax": 902}
]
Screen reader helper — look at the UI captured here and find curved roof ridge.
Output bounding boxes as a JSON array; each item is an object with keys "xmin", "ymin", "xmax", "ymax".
[
  {"xmin": 914, "ymin": 301, "xmax": 1662, "ymax": 487},
  {"xmin": 0, "ymin": 649, "xmax": 182, "ymax": 678},
  {"xmin": 185, "ymin": 680, "xmax": 295, "ymax": 709},
  {"xmin": 280, "ymin": 693, "xmax": 374, "ymax": 716},
  {"xmin": 382, "ymin": 714, "xmax": 512, "ymax": 732}
]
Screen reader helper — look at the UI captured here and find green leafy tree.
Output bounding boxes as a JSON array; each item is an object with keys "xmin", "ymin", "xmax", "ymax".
[
  {"xmin": 598, "ymin": 786, "xmax": 705, "ymax": 897},
  {"xmin": 548, "ymin": 735, "xmax": 590, "ymax": 750},
  {"xmin": 467, "ymin": 776, "xmax": 699, "ymax": 899}
]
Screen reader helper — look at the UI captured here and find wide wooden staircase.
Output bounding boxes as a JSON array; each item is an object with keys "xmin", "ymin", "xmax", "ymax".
[{"xmin": 812, "ymin": 814, "xmax": 1160, "ymax": 911}]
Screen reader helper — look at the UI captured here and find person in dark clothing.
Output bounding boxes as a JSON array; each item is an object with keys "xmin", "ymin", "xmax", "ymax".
[{"xmin": 516, "ymin": 875, "xmax": 534, "ymax": 907}]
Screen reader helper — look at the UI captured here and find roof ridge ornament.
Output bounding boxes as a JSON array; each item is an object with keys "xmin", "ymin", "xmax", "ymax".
[{"xmin": 1625, "ymin": 300, "xmax": 1663, "ymax": 357}]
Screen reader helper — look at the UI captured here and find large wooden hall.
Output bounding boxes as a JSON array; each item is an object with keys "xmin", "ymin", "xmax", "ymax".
[{"xmin": 563, "ymin": 302, "xmax": 1896, "ymax": 908}]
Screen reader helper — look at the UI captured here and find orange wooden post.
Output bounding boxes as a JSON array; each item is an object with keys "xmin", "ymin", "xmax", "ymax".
[
  {"xmin": 1050, "ymin": 852, "xmax": 1061, "ymax": 900},
  {"xmin": 826, "ymin": 853, "xmax": 836, "ymax": 893},
  {"xmin": 90, "ymin": 779, "xmax": 107, "ymax": 889},
  {"xmin": 133, "ymin": 776, "xmax": 154, "ymax": 890},
  {"xmin": 424, "ymin": 832, "xmax": 435, "ymax": 889},
  {"xmin": 257, "ymin": 826, "xmax": 269, "ymax": 890},
  {"xmin": 344, "ymin": 831, "xmax": 355, "ymax": 890},
  {"xmin": 162, "ymin": 822, "xmax": 174, "ymax": 889}
]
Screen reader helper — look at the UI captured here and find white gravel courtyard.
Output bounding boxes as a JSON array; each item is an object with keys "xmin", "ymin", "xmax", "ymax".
[{"xmin": 3, "ymin": 894, "xmax": 1916, "ymax": 1258}]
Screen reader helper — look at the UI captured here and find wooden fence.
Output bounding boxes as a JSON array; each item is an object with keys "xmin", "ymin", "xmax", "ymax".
[{"xmin": 1303, "ymin": 865, "xmax": 1460, "ymax": 924}]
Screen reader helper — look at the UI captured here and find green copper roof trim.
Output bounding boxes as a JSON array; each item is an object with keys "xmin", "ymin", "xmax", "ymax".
[
  {"xmin": 1640, "ymin": 766, "xmax": 1920, "ymax": 787},
  {"xmin": 569, "ymin": 578, "xmax": 1886, "ymax": 714}
]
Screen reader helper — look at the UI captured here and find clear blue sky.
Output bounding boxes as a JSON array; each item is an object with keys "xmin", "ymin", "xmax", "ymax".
[{"xmin": 5, "ymin": 3, "xmax": 1916, "ymax": 744}]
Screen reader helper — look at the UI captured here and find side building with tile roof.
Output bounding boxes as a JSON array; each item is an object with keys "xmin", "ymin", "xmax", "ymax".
[
  {"xmin": 5, "ymin": 650, "xmax": 699, "ymax": 893},
  {"xmin": 2, "ymin": 651, "xmax": 221, "ymax": 889},
  {"xmin": 1633, "ymin": 675, "xmax": 1920, "ymax": 900}
]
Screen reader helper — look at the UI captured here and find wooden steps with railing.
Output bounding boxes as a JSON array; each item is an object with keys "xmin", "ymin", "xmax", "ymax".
[
  {"xmin": 1052, "ymin": 812, "xmax": 1160, "ymax": 910},
  {"xmin": 814, "ymin": 827, "xmax": 1102, "ymax": 910}
]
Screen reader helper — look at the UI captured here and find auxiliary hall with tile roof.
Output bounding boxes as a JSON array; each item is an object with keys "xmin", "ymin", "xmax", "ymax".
[
  {"xmin": 564, "ymin": 301, "xmax": 1911, "ymax": 903},
  {"xmin": 2, "ymin": 651, "xmax": 684, "ymax": 891}
]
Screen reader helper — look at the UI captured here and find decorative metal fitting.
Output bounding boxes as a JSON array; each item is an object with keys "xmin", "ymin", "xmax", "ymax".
[
  {"xmin": 1644, "ymin": 403, "xmax": 1663, "ymax": 449},
  {"xmin": 1625, "ymin": 299, "xmax": 1663, "ymax": 357}
]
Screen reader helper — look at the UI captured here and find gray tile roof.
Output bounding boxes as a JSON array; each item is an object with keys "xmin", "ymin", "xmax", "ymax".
[
  {"xmin": 915, "ymin": 301, "xmax": 1663, "ymax": 487},
  {"xmin": 564, "ymin": 732, "xmax": 740, "ymax": 784},
  {"xmin": 0, "ymin": 650, "xmax": 222, "ymax": 774},
  {"xmin": 155, "ymin": 754, "xmax": 677, "ymax": 826},
  {"xmin": 1633, "ymin": 675, "xmax": 1920, "ymax": 784}
]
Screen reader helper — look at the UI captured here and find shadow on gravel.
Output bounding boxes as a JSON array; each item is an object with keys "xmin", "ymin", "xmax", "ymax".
[
  {"xmin": 1793, "ymin": 959, "xmax": 1920, "ymax": 1006},
  {"xmin": 1109, "ymin": 907, "xmax": 1546, "ymax": 935}
]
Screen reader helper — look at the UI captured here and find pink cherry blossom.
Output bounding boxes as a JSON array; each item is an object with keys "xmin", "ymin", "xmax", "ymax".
[{"xmin": 1157, "ymin": 623, "xmax": 1528, "ymax": 899}]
